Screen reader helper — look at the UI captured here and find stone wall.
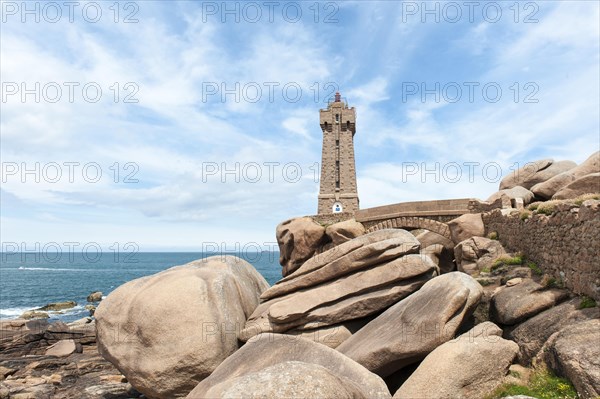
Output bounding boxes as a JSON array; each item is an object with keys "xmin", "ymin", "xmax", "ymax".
[
  {"xmin": 468, "ymin": 197, "xmax": 506, "ymax": 213},
  {"xmin": 482, "ymin": 202, "xmax": 600, "ymax": 301},
  {"xmin": 310, "ymin": 212, "xmax": 355, "ymax": 226}
]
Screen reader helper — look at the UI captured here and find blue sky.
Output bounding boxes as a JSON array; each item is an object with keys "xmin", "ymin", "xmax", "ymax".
[{"xmin": 1, "ymin": 1, "xmax": 599, "ymax": 250}]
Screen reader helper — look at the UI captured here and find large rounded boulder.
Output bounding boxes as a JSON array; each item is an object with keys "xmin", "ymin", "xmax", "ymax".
[
  {"xmin": 186, "ymin": 333, "xmax": 391, "ymax": 398},
  {"xmin": 489, "ymin": 279, "xmax": 568, "ymax": 326},
  {"xmin": 539, "ymin": 319, "xmax": 600, "ymax": 398},
  {"xmin": 337, "ymin": 272, "xmax": 483, "ymax": 377},
  {"xmin": 447, "ymin": 213, "xmax": 484, "ymax": 244},
  {"xmin": 239, "ymin": 230, "xmax": 436, "ymax": 342},
  {"xmin": 95, "ymin": 256, "xmax": 269, "ymax": 398},
  {"xmin": 394, "ymin": 322, "xmax": 519, "ymax": 399},
  {"xmin": 531, "ymin": 151, "xmax": 599, "ymax": 199},
  {"xmin": 415, "ymin": 230, "xmax": 455, "ymax": 273},
  {"xmin": 276, "ymin": 217, "xmax": 327, "ymax": 276},
  {"xmin": 487, "ymin": 185, "xmax": 535, "ymax": 206},
  {"xmin": 454, "ymin": 236, "xmax": 506, "ymax": 275},
  {"xmin": 552, "ymin": 172, "xmax": 600, "ymax": 200},
  {"xmin": 325, "ymin": 219, "xmax": 366, "ymax": 246},
  {"xmin": 499, "ymin": 159, "xmax": 576, "ymax": 190}
]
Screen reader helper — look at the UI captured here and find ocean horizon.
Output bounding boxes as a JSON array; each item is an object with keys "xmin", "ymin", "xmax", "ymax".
[{"xmin": 0, "ymin": 252, "xmax": 281, "ymax": 322}]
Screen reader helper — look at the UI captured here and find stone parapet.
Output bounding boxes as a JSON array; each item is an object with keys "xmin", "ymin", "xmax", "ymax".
[
  {"xmin": 468, "ymin": 197, "xmax": 506, "ymax": 213},
  {"xmin": 310, "ymin": 212, "xmax": 355, "ymax": 226},
  {"xmin": 355, "ymin": 198, "xmax": 475, "ymax": 223}
]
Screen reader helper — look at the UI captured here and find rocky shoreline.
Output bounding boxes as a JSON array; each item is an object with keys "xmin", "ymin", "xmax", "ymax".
[
  {"xmin": 0, "ymin": 317, "xmax": 140, "ymax": 398},
  {"xmin": 1, "ymin": 152, "xmax": 599, "ymax": 399}
]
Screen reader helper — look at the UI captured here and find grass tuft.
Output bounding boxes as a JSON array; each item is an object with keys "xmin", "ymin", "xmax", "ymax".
[
  {"xmin": 509, "ymin": 370, "xmax": 521, "ymax": 379},
  {"xmin": 527, "ymin": 260, "xmax": 543, "ymax": 276},
  {"xmin": 492, "ymin": 254, "xmax": 525, "ymax": 269},
  {"xmin": 536, "ymin": 202, "xmax": 557, "ymax": 215},
  {"xmin": 543, "ymin": 277, "xmax": 563, "ymax": 289},
  {"xmin": 574, "ymin": 193, "xmax": 600, "ymax": 206},
  {"xmin": 492, "ymin": 256, "xmax": 543, "ymax": 276},
  {"xmin": 578, "ymin": 295, "xmax": 597, "ymax": 309},
  {"xmin": 487, "ymin": 367, "xmax": 578, "ymax": 399}
]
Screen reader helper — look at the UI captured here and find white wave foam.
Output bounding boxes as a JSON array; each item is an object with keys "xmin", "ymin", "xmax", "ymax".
[
  {"xmin": 48, "ymin": 305, "xmax": 87, "ymax": 316},
  {"xmin": 46, "ymin": 306, "xmax": 89, "ymax": 322},
  {"xmin": 18, "ymin": 266, "xmax": 89, "ymax": 271},
  {"xmin": 17, "ymin": 266, "xmax": 132, "ymax": 272},
  {"xmin": 0, "ymin": 306, "xmax": 35, "ymax": 318},
  {"xmin": 0, "ymin": 304, "xmax": 89, "ymax": 320}
]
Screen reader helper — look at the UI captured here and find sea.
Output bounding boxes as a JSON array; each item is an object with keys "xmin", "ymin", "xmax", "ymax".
[{"xmin": 0, "ymin": 252, "xmax": 281, "ymax": 323}]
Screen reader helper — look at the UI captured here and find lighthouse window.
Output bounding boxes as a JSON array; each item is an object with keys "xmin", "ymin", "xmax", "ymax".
[
  {"xmin": 324, "ymin": 122, "xmax": 328, "ymax": 129},
  {"xmin": 335, "ymin": 114, "xmax": 339, "ymax": 123},
  {"xmin": 336, "ymin": 139, "xmax": 339, "ymax": 147},
  {"xmin": 347, "ymin": 121, "xmax": 350, "ymax": 129}
]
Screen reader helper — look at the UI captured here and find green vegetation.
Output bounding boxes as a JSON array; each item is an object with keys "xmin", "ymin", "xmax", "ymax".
[
  {"xmin": 544, "ymin": 277, "xmax": 563, "ymax": 289},
  {"xmin": 520, "ymin": 211, "xmax": 532, "ymax": 220},
  {"xmin": 578, "ymin": 295, "xmax": 597, "ymax": 309},
  {"xmin": 527, "ymin": 195, "xmax": 599, "ymax": 216},
  {"xmin": 508, "ymin": 369, "xmax": 521, "ymax": 379},
  {"xmin": 527, "ymin": 260, "xmax": 543, "ymax": 276},
  {"xmin": 490, "ymin": 253, "xmax": 545, "ymax": 278},
  {"xmin": 536, "ymin": 202, "xmax": 556, "ymax": 215},
  {"xmin": 488, "ymin": 367, "xmax": 578, "ymax": 399},
  {"xmin": 488, "ymin": 231, "xmax": 498, "ymax": 240},
  {"xmin": 478, "ymin": 280, "xmax": 493, "ymax": 286},
  {"xmin": 492, "ymin": 254, "xmax": 524, "ymax": 269},
  {"xmin": 574, "ymin": 193, "xmax": 600, "ymax": 206}
]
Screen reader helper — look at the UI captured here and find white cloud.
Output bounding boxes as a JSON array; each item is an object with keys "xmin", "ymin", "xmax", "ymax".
[{"xmin": 1, "ymin": 1, "xmax": 598, "ymax": 248}]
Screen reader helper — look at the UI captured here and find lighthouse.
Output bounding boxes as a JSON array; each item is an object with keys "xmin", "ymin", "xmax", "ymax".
[{"xmin": 317, "ymin": 92, "xmax": 359, "ymax": 215}]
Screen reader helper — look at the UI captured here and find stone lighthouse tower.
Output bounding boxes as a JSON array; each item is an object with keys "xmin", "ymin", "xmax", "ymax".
[{"xmin": 318, "ymin": 92, "xmax": 359, "ymax": 214}]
